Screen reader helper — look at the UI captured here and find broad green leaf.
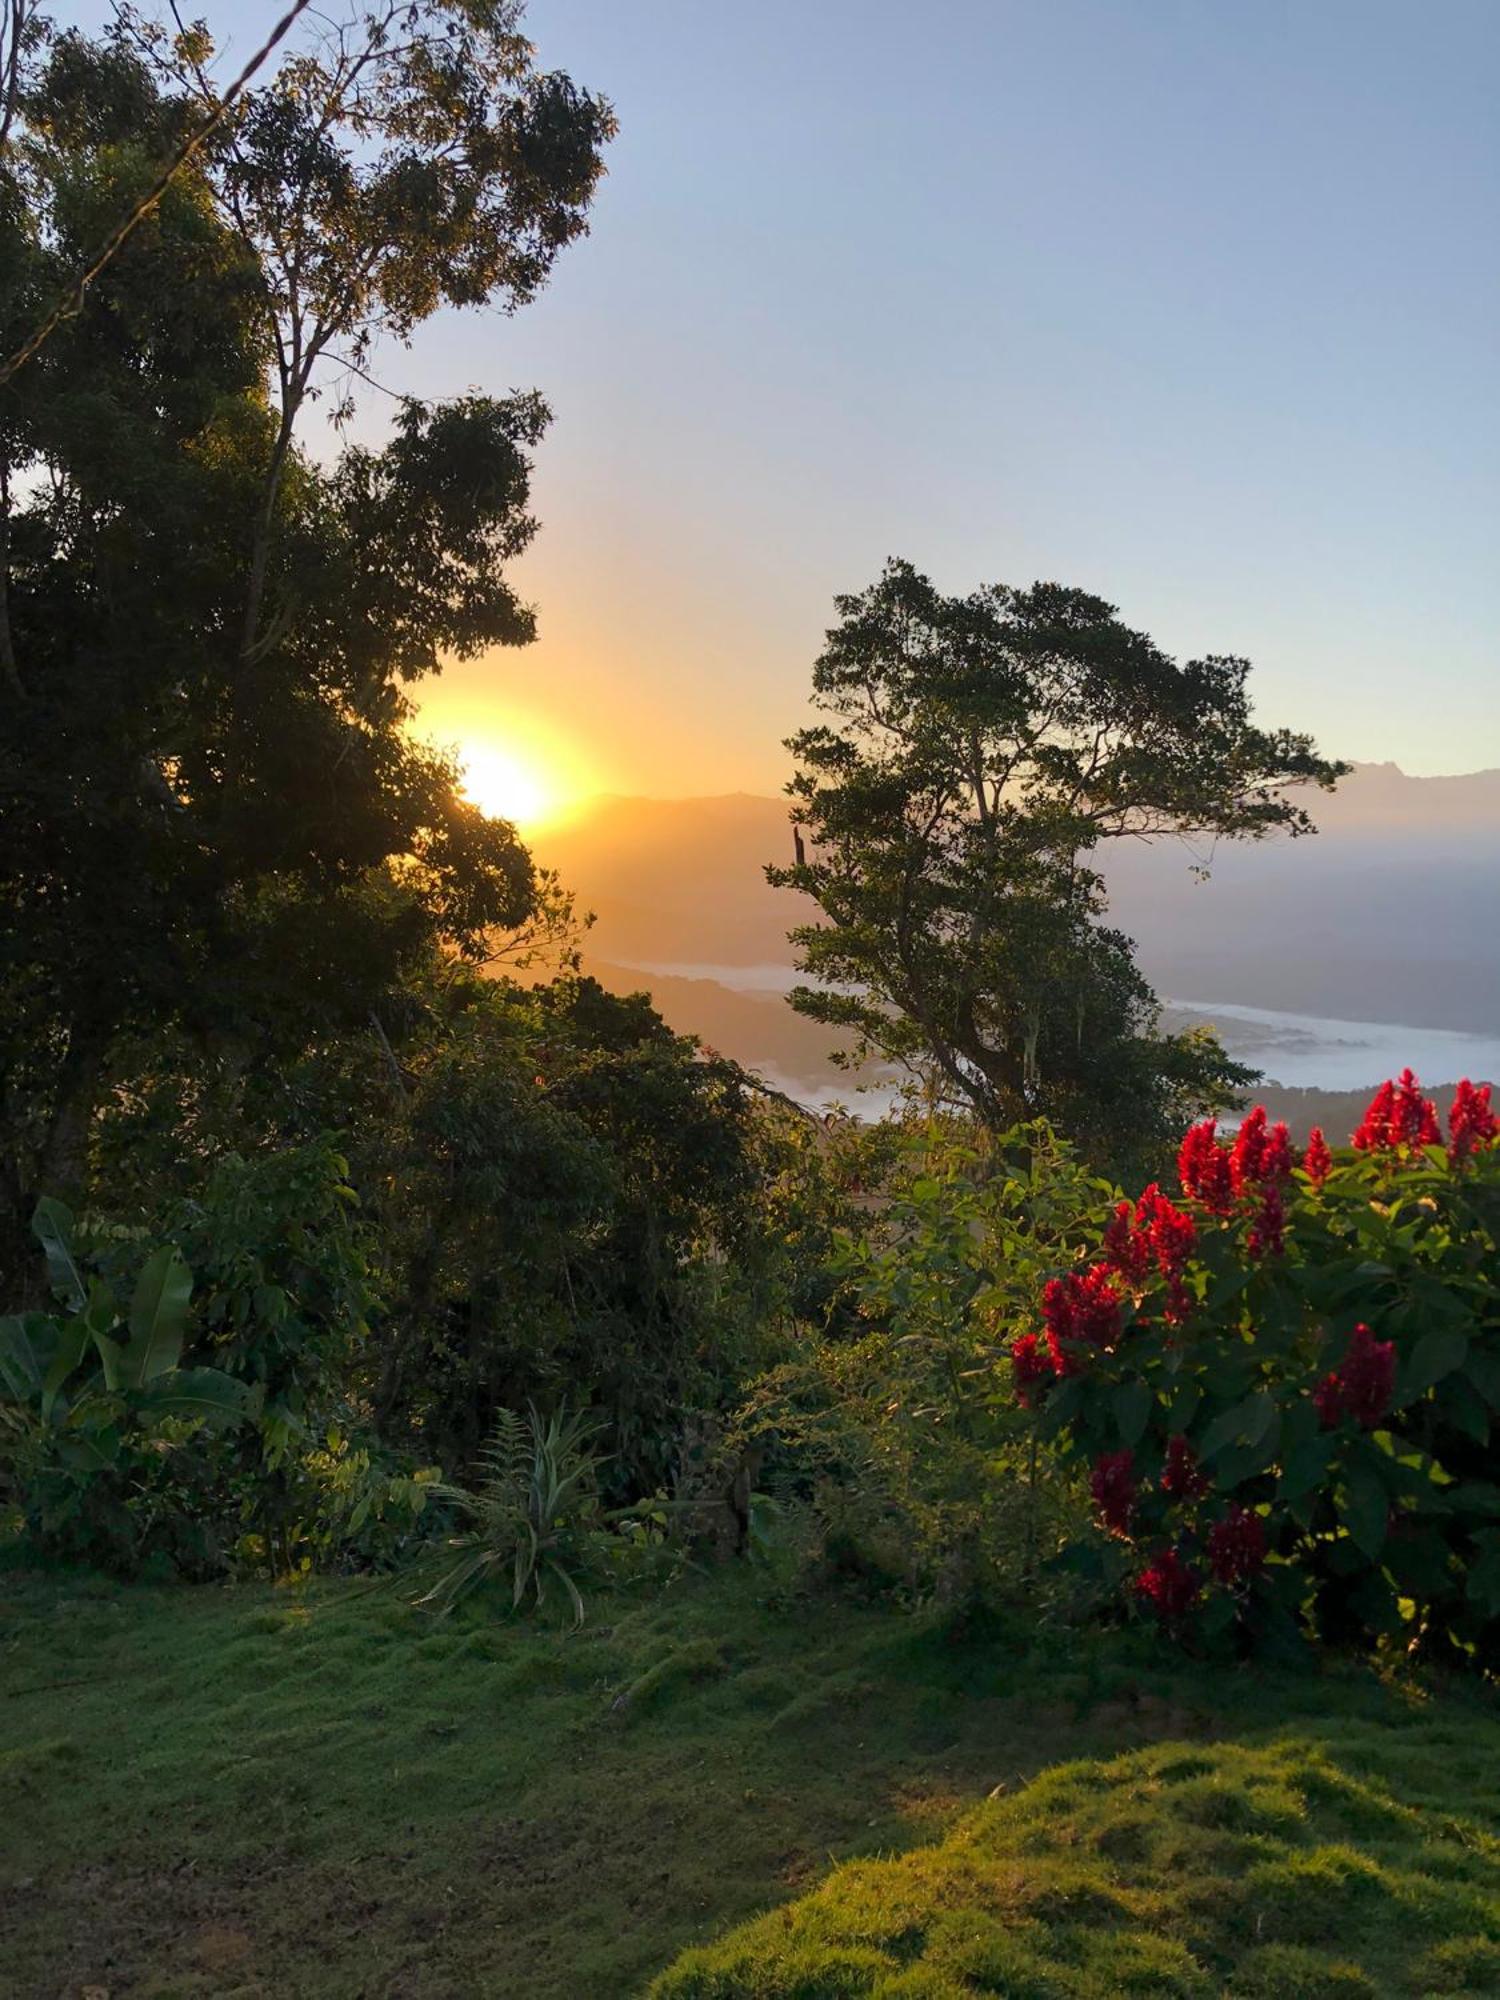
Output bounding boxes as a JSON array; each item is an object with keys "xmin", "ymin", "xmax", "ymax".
[
  {"xmin": 1462, "ymin": 1350, "xmax": 1500, "ymax": 1411},
  {"xmin": 1398, "ymin": 1328, "xmax": 1468, "ymax": 1405},
  {"xmin": 1437, "ymin": 1378, "xmax": 1490, "ymax": 1444},
  {"xmin": 135, "ymin": 1367, "xmax": 251, "ymax": 1431},
  {"xmin": 0, "ymin": 1314, "xmax": 49, "ymax": 1400},
  {"xmin": 31, "ymin": 1196, "xmax": 84, "ymax": 1308},
  {"xmin": 91, "ymin": 1330, "xmax": 125, "ymax": 1393},
  {"xmin": 1199, "ymin": 1390, "xmax": 1275, "ymax": 1462},
  {"xmin": 1278, "ymin": 1434, "xmax": 1334, "ymax": 1505},
  {"xmin": 1217, "ymin": 1415, "xmax": 1283, "ymax": 1488},
  {"xmin": 1445, "ymin": 1482, "xmax": 1500, "ymax": 1519},
  {"xmin": 125, "ymin": 1246, "xmax": 193, "ymax": 1385},
  {"xmin": 1164, "ymin": 1382, "xmax": 1202, "ymax": 1432},
  {"xmin": 41, "ymin": 1316, "xmax": 92, "ymax": 1421},
  {"xmin": 1112, "ymin": 1380, "xmax": 1153, "ymax": 1449},
  {"xmin": 1340, "ymin": 1463, "xmax": 1389, "ymax": 1562}
]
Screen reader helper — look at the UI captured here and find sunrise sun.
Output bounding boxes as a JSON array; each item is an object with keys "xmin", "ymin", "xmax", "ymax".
[
  {"xmin": 457, "ymin": 741, "xmax": 553, "ymax": 827},
  {"xmin": 433, "ymin": 701, "xmax": 596, "ymax": 833}
]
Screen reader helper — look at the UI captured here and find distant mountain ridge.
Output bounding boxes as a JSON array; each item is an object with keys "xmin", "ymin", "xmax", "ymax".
[{"xmin": 538, "ymin": 763, "xmax": 1500, "ymax": 1035}]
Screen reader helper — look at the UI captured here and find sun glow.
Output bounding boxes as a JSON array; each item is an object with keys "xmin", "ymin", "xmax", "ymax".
[
  {"xmin": 457, "ymin": 741, "xmax": 553, "ymax": 827},
  {"xmin": 420, "ymin": 698, "xmax": 596, "ymax": 833}
]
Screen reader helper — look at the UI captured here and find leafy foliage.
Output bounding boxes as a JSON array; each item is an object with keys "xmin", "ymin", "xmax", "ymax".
[
  {"xmin": 415, "ymin": 1403, "xmax": 606, "ymax": 1624},
  {"xmin": 769, "ymin": 559, "xmax": 1344, "ymax": 1152},
  {"xmin": 0, "ymin": 3, "xmax": 613, "ymax": 1287},
  {"xmin": 736, "ymin": 1120, "xmax": 1102, "ymax": 1605},
  {"xmin": 1018, "ymin": 1075, "xmax": 1500, "ymax": 1663},
  {"xmin": 0, "ymin": 1196, "xmax": 251, "ymax": 1568}
]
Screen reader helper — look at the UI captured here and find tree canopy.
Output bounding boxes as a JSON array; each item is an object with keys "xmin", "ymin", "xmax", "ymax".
[
  {"xmin": 769, "ymin": 559, "xmax": 1347, "ymax": 1149},
  {"xmin": 0, "ymin": 4, "xmax": 614, "ymax": 1286}
]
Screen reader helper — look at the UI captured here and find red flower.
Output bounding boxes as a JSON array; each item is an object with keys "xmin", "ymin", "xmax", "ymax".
[
  {"xmin": 1247, "ymin": 1179, "xmax": 1286, "ymax": 1260},
  {"xmin": 1354, "ymin": 1070, "xmax": 1440, "ymax": 1155},
  {"xmin": 1090, "ymin": 1448, "xmax": 1136, "ymax": 1537},
  {"xmin": 1160, "ymin": 1432, "xmax": 1210, "ymax": 1502},
  {"xmin": 1103, "ymin": 1199, "xmax": 1153, "ymax": 1284},
  {"xmin": 1314, "ymin": 1322, "xmax": 1396, "ymax": 1430},
  {"xmin": 1206, "ymin": 1504, "xmax": 1266, "ymax": 1586},
  {"xmin": 1041, "ymin": 1263, "xmax": 1124, "ymax": 1372},
  {"xmin": 1261, "ymin": 1120, "xmax": 1296, "ymax": 1182},
  {"xmin": 1103, "ymin": 1185, "xmax": 1197, "ymax": 1306},
  {"xmin": 1304, "ymin": 1126, "xmax": 1333, "ymax": 1187},
  {"xmin": 1449, "ymin": 1079, "xmax": 1498, "ymax": 1166},
  {"xmin": 1134, "ymin": 1547, "xmax": 1200, "ymax": 1621},
  {"xmin": 1010, "ymin": 1332, "xmax": 1051, "ymax": 1404},
  {"xmin": 1179, "ymin": 1120, "xmax": 1234, "ymax": 1213},
  {"xmin": 1230, "ymin": 1107, "xmax": 1269, "ymax": 1192},
  {"xmin": 1141, "ymin": 1184, "xmax": 1196, "ymax": 1274},
  {"xmin": 1352, "ymin": 1079, "xmax": 1396, "ymax": 1152}
]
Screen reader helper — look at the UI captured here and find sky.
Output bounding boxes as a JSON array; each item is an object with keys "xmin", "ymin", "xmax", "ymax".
[{"xmin": 73, "ymin": 0, "xmax": 1500, "ymax": 809}]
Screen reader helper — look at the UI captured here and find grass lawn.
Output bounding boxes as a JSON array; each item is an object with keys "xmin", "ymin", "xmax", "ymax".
[{"xmin": 3, "ymin": 1555, "xmax": 1499, "ymax": 1998}]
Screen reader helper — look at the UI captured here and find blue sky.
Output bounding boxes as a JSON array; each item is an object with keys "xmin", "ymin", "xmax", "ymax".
[{"xmin": 71, "ymin": 1, "xmax": 1500, "ymax": 793}]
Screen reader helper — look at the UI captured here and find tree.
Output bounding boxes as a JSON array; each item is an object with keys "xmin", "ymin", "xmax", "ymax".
[
  {"xmin": 768, "ymin": 560, "xmax": 1346, "ymax": 1151},
  {"xmin": 0, "ymin": 6, "xmax": 614, "ymax": 1287}
]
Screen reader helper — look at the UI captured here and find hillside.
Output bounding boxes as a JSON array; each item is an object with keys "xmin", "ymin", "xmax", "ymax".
[{"xmin": 535, "ymin": 766, "xmax": 1500, "ymax": 1105}]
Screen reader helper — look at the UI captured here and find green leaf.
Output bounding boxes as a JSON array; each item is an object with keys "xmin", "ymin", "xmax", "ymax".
[
  {"xmin": 0, "ymin": 1314, "xmax": 49, "ymax": 1400},
  {"xmin": 1445, "ymin": 1482, "xmax": 1500, "ymax": 1519},
  {"xmin": 1112, "ymin": 1380, "xmax": 1153, "ymax": 1449},
  {"xmin": 1340, "ymin": 1463, "xmax": 1389, "ymax": 1561},
  {"xmin": 1164, "ymin": 1382, "xmax": 1202, "ymax": 1433},
  {"xmin": 1199, "ymin": 1390, "xmax": 1275, "ymax": 1462},
  {"xmin": 31, "ymin": 1196, "xmax": 84, "ymax": 1309},
  {"xmin": 41, "ymin": 1317, "xmax": 92, "ymax": 1422},
  {"xmin": 135, "ymin": 1367, "xmax": 251, "ymax": 1431},
  {"xmin": 1462, "ymin": 1350, "xmax": 1500, "ymax": 1411},
  {"xmin": 1398, "ymin": 1328, "xmax": 1468, "ymax": 1405},
  {"xmin": 91, "ymin": 1330, "xmax": 125, "ymax": 1393},
  {"xmin": 1279, "ymin": 1433, "xmax": 1334, "ymax": 1505},
  {"xmin": 1217, "ymin": 1415, "xmax": 1283, "ymax": 1488},
  {"xmin": 125, "ymin": 1245, "xmax": 193, "ymax": 1385}
]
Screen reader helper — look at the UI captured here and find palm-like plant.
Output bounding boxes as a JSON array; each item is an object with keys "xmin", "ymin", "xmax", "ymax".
[{"xmin": 415, "ymin": 1404, "xmax": 606, "ymax": 1625}]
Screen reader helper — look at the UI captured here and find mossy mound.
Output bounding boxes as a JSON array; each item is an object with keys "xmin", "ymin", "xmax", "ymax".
[{"xmin": 652, "ymin": 1726, "xmax": 1500, "ymax": 1997}]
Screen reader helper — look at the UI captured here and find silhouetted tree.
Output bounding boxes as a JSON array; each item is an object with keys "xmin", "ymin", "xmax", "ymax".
[
  {"xmin": 0, "ymin": 5, "xmax": 614, "ymax": 1285},
  {"xmin": 769, "ymin": 560, "xmax": 1346, "ymax": 1150}
]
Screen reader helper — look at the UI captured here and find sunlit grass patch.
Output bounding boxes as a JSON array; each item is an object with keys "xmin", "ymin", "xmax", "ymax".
[{"xmin": 652, "ymin": 1729, "xmax": 1500, "ymax": 1997}]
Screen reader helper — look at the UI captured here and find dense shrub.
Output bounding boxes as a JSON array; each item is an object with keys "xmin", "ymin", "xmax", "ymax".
[
  {"xmin": 0, "ymin": 1147, "xmax": 429, "ymax": 1577},
  {"xmin": 1017, "ymin": 1074, "xmax": 1500, "ymax": 1662},
  {"xmin": 738, "ymin": 1120, "xmax": 1101, "ymax": 1604}
]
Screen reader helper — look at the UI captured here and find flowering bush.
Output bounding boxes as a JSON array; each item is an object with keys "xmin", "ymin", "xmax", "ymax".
[{"xmin": 1016, "ymin": 1073, "xmax": 1500, "ymax": 1662}]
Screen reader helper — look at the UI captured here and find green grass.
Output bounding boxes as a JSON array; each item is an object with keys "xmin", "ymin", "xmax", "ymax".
[
  {"xmin": 2, "ymin": 1555, "xmax": 1499, "ymax": 1997},
  {"xmin": 653, "ymin": 1730, "xmax": 1500, "ymax": 1996}
]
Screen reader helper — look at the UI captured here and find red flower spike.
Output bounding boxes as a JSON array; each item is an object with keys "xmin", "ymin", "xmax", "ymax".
[
  {"xmin": 1247, "ymin": 1180, "xmax": 1286, "ymax": 1260},
  {"xmin": 1353, "ymin": 1080, "xmax": 1396, "ymax": 1152},
  {"xmin": 1230, "ymin": 1107, "xmax": 1269, "ymax": 1193},
  {"xmin": 1354, "ymin": 1072, "xmax": 1440, "ymax": 1155},
  {"xmin": 1010, "ymin": 1332, "xmax": 1051, "ymax": 1405},
  {"xmin": 1161, "ymin": 1432, "xmax": 1210, "ymax": 1502},
  {"xmin": 1179, "ymin": 1120, "xmax": 1234, "ymax": 1213},
  {"xmin": 1304, "ymin": 1127, "xmax": 1333, "ymax": 1187},
  {"xmin": 1261, "ymin": 1121, "xmax": 1296, "ymax": 1181},
  {"xmin": 1090, "ymin": 1448, "xmax": 1136, "ymax": 1538},
  {"xmin": 1207, "ymin": 1504, "xmax": 1266, "ymax": 1586},
  {"xmin": 1314, "ymin": 1322, "xmax": 1396, "ymax": 1430},
  {"xmin": 1103, "ymin": 1199, "xmax": 1152, "ymax": 1284},
  {"xmin": 1042, "ymin": 1265, "xmax": 1124, "ymax": 1372},
  {"xmin": 1134, "ymin": 1547, "xmax": 1200, "ymax": 1621},
  {"xmin": 1449, "ymin": 1079, "xmax": 1499, "ymax": 1166}
]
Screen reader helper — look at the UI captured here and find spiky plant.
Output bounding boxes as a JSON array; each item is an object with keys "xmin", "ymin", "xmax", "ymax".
[{"xmin": 415, "ymin": 1405, "xmax": 606, "ymax": 1625}]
